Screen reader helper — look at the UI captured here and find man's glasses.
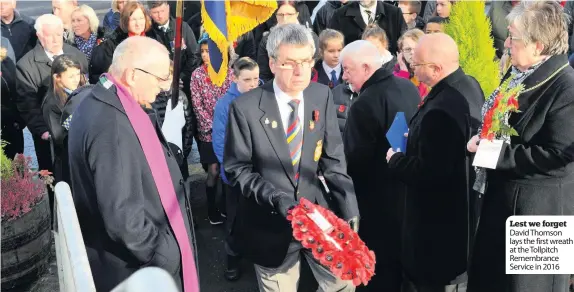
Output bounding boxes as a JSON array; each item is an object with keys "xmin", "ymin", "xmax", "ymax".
[
  {"xmin": 409, "ymin": 62, "xmax": 433, "ymax": 69},
  {"xmin": 134, "ymin": 68, "xmax": 172, "ymax": 92},
  {"xmin": 275, "ymin": 59, "xmax": 314, "ymax": 70}
]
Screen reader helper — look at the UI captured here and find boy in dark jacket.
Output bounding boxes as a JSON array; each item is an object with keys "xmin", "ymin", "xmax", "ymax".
[{"xmin": 212, "ymin": 57, "xmax": 260, "ymax": 282}]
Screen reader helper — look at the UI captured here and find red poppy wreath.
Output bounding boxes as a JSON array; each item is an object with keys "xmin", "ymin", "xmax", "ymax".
[{"xmin": 287, "ymin": 198, "xmax": 376, "ymax": 286}]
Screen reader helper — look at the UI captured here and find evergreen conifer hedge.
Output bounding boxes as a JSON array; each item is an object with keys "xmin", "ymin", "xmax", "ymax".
[{"xmin": 445, "ymin": 0, "xmax": 500, "ymax": 98}]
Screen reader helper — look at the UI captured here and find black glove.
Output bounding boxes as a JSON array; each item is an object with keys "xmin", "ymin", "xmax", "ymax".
[
  {"xmin": 272, "ymin": 192, "xmax": 298, "ymax": 218},
  {"xmin": 348, "ymin": 216, "xmax": 360, "ymax": 233}
]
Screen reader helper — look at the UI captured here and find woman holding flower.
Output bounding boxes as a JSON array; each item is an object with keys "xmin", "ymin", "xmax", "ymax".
[{"xmin": 467, "ymin": 2, "xmax": 574, "ymax": 292}]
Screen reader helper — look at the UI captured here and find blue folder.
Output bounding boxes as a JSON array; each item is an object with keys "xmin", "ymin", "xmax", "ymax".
[{"xmin": 386, "ymin": 112, "xmax": 408, "ymax": 154}]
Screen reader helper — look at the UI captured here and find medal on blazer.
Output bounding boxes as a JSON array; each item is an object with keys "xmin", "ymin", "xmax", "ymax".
[
  {"xmin": 272, "ymin": 121, "xmax": 278, "ymax": 128},
  {"xmin": 314, "ymin": 140, "xmax": 323, "ymax": 161},
  {"xmin": 313, "ymin": 110, "xmax": 320, "ymax": 122},
  {"xmin": 309, "ymin": 120, "xmax": 315, "ymax": 130}
]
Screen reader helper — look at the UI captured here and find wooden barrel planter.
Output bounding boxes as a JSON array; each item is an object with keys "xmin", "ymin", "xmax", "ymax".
[{"xmin": 1, "ymin": 193, "xmax": 52, "ymax": 290}]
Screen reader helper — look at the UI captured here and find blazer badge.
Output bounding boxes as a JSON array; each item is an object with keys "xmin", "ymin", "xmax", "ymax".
[
  {"xmin": 314, "ymin": 140, "xmax": 323, "ymax": 161},
  {"xmin": 312, "ymin": 110, "xmax": 320, "ymax": 122},
  {"xmin": 309, "ymin": 120, "xmax": 315, "ymax": 130}
]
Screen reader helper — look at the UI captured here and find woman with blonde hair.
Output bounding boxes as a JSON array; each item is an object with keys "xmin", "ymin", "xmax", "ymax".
[
  {"xmin": 394, "ymin": 28, "xmax": 428, "ymax": 99},
  {"xmin": 467, "ymin": 2, "xmax": 574, "ymax": 291},
  {"xmin": 70, "ymin": 5, "xmax": 105, "ymax": 61}
]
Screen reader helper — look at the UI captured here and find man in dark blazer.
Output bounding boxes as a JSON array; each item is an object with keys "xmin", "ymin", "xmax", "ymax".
[
  {"xmin": 224, "ymin": 23, "xmax": 360, "ymax": 292},
  {"xmin": 328, "ymin": 0, "xmax": 407, "ymax": 55},
  {"xmin": 67, "ymin": 37, "xmax": 198, "ymax": 291},
  {"xmin": 386, "ymin": 33, "xmax": 483, "ymax": 292},
  {"xmin": 15, "ymin": 14, "xmax": 87, "ymax": 216},
  {"xmin": 341, "ymin": 40, "xmax": 420, "ymax": 292}
]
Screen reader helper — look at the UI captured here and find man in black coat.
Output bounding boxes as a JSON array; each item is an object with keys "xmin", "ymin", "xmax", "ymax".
[
  {"xmin": 312, "ymin": 0, "xmax": 348, "ymax": 35},
  {"xmin": 341, "ymin": 40, "xmax": 420, "ymax": 292},
  {"xmin": 224, "ymin": 24, "xmax": 359, "ymax": 291},
  {"xmin": 1, "ymin": 1, "xmax": 37, "ymax": 61},
  {"xmin": 386, "ymin": 33, "xmax": 483, "ymax": 292},
  {"xmin": 328, "ymin": 0, "xmax": 407, "ymax": 55},
  {"xmin": 68, "ymin": 36, "xmax": 198, "ymax": 292},
  {"xmin": 147, "ymin": 1, "xmax": 198, "ymax": 98},
  {"xmin": 15, "ymin": 14, "xmax": 87, "ymax": 210}
]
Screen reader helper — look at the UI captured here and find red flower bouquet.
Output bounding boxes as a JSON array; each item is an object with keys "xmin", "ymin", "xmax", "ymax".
[
  {"xmin": 480, "ymin": 76, "xmax": 524, "ymax": 141},
  {"xmin": 287, "ymin": 198, "xmax": 376, "ymax": 286}
]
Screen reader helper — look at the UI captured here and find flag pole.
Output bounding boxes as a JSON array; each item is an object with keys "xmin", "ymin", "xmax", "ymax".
[{"xmin": 171, "ymin": 0, "xmax": 184, "ymax": 109}]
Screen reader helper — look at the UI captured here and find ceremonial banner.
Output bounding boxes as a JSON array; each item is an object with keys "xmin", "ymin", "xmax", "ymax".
[{"xmin": 201, "ymin": 0, "xmax": 277, "ymax": 86}]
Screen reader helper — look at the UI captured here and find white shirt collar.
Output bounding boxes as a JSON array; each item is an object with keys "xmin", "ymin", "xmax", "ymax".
[
  {"xmin": 359, "ymin": 1, "xmax": 378, "ymax": 23},
  {"xmin": 273, "ymin": 79, "xmax": 303, "ymax": 103},
  {"xmin": 159, "ymin": 19, "xmax": 170, "ymax": 31},
  {"xmin": 322, "ymin": 61, "xmax": 341, "ymax": 81},
  {"xmin": 45, "ymin": 50, "xmax": 64, "ymax": 62},
  {"xmin": 273, "ymin": 79, "xmax": 305, "ymax": 133}
]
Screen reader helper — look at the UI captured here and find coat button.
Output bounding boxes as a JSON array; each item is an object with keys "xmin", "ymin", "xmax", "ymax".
[{"xmin": 179, "ymin": 179, "xmax": 184, "ymax": 185}]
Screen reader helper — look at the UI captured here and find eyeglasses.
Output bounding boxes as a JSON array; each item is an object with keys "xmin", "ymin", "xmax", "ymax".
[
  {"xmin": 507, "ymin": 33, "xmax": 523, "ymax": 43},
  {"xmin": 276, "ymin": 12, "xmax": 297, "ymax": 18},
  {"xmin": 275, "ymin": 58, "xmax": 314, "ymax": 70},
  {"xmin": 410, "ymin": 62, "xmax": 433, "ymax": 69},
  {"xmin": 402, "ymin": 47, "xmax": 414, "ymax": 53},
  {"xmin": 134, "ymin": 68, "xmax": 172, "ymax": 92}
]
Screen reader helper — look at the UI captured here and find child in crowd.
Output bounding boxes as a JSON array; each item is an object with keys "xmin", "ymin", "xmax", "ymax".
[
  {"xmin": 395, "ymin": 28, "xmax": 429, "ymax": 99},
  {"xmin": 190, "ymin": 33, "xmax": 233, "ymax": 225},
  {"xmin": 425, "ymin": 16, "xmax": 447, "ymax": 34},
  {"xmin": 311, "ymin": 29, "xmax": 344, "ymax": 89},
  {"xmin": 362, "ymin": 24, "xmax": 397, "ymax": 71},
  {"xmin": 42, "ymin": 54, "xmax": 91, "ymax": 215},
  {"xmin": 212, "ymin": 57, "xmax": 260, "ymax": 282}
]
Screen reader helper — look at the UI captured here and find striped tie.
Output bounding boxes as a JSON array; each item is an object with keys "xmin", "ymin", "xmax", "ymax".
[{"xmin": 286, "ymin": 100, "xmax": 302, "ymax": 182}]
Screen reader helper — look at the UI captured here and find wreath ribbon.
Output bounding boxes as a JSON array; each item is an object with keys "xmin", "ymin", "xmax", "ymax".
[{"xmin": 287, "ymin": 198, "xmax": 376, "ymax": 286}]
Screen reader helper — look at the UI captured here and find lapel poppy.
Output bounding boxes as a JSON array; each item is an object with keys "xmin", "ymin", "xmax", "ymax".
[{"xmin": 338, "ymin": 105, "xmax": 346, "ymax": 113}]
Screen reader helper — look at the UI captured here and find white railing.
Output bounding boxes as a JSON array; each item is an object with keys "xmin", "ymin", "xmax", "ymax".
[
  {"xmin": 53, "ymin": 182, "xmax": 181, "ymax": 292},
  {"xmin": 110, "ymin": 267, "xmax": 180, "ymax": 292},
  {"xmin": 53, "ymin": 182, "xmax": 96, "ymax": 292}
]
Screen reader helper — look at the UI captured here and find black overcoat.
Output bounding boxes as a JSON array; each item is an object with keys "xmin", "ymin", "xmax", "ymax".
[
  {"xmin": 388, "ymin": 68, "xmax": 484, "ymax": 285},
  {"xmin": 68, "ymin": 82, "xmax": 197, "ymax": 291}
]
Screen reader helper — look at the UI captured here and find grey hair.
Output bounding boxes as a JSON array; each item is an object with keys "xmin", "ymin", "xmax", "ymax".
[
  {"xmin": 34, "ymin": 14, "xmax": 63, "ymax": 34},
  {"xmin": 340, "ymin": 40, "xmax": 384, "ymax": 69},
  {"xmin": 266, "ymin": 23, "xmax": 315, "ymax": 60},
  {"xmin": 507, "ymin": 1, "xmax": 570, "ymax": 55},
  {"xmin": 109, "ymin": 36, "xmax": 168, "ymax": 76}
]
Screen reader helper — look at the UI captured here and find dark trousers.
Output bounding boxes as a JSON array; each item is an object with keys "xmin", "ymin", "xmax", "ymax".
[
  {"xmin": 224, "ymin": 184, "xmax": 240, "ymax": 257},
  {"xmin": 33, "ymin": 135, "xmax": 55, "ymax": 222}
]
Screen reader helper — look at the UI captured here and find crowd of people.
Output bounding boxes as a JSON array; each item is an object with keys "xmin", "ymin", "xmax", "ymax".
[{"xmin": 1, "ymin": 0, "xmax": 574, "ymax": 292}]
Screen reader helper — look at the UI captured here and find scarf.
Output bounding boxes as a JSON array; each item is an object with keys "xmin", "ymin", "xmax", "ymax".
[
  {"xmin": 102, "ymin": 74, "xmax": 199, "ymax": 291},
  {"xmin": 128, "ymin": 31, "xmax": 146, "ymax": 37},
  {"xmin": 473, "ymin": 61, "xmax": 545, "ymax": 194},
  {"xmin": 74, "ymin": 33, "xmax": 97, "ymax": 61}
]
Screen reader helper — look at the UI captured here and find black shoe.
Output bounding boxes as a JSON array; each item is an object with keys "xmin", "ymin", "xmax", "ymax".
[
  {"xmin": 208, "ymin": 211, "xmax": 224, "ymax": 225},
  {"xmin": 224, "ymin": 255, "xmax": 241, "ymax": 281}
]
